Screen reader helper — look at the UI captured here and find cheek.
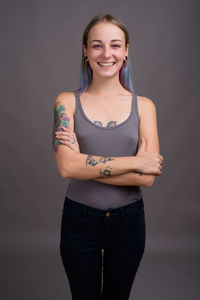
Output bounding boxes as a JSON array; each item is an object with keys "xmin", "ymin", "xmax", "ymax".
[
  {"xmin": 114, "ymin": 50, "xmax": 125, "ymax": 59},
  {"xmin": 88, "ymin": 51, "xmax": 100, "ymax": 61}
]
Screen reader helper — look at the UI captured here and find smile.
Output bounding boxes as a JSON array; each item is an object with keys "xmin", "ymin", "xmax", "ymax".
[{"xmin": 97, "ymin": 62, "xmax": 116, "ymax": 67}]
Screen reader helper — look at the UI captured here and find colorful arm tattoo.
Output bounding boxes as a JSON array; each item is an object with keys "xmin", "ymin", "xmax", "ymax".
[{"xmin": 52, "ymin": 101, "xmax": 70, "ymax": 152}]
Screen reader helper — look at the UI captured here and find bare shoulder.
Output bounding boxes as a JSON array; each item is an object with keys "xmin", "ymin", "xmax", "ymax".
[
  {"xmin": 137, "ymin": 96, "xmax": 157, "ymax": 120},
  {"xmin": 54, "ymin": 91, "xmax": 76, "ymax": 115}
]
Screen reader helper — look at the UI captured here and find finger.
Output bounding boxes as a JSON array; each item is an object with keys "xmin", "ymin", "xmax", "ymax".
[
  {"xmin": 62, "ymin": 127, "xmax": 77, "ymax": 139},
  {"xmin": 60, "ymin": 140, "xmax": 74, "ymax": 148},
  {"xmin": 55, "ymin": 127, "xmax": 71, "ymax": 134},
  {"xmin": 159, "ymin": 154, "xmax": 164, "ymax": 161},
  {"xmin": 56, "ymin": 134, "xmax": 72, "ymax": 139},
  {"xmin": 61, "ymin": 126, "xmax": 72, "ymax": 131},
  {"xmin": 56, "ymin": 130, "xmax": 72, "ymax": 135},
  {"xmin": 61, "ymin": 138, "xmax": 76, "ymax": 146},
  {"xmin": 56, "ymin": 132, "xmax": 73, "ymax": 139},
  {"xmin": 56, "ymin": 136, "xmax": 70, "ymax": 141},
  {"xmin": 61, "ymin": 126, "xmax": 75, "ymax": 133}
]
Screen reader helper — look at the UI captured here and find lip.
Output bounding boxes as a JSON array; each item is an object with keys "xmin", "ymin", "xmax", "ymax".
[
  {"xmin": 97, "ymin": 62, "xmax": 116, "ymax": 69},
  {"xmin": 97, "ymin": 62, "xmax": 116, "ymax": 64}
]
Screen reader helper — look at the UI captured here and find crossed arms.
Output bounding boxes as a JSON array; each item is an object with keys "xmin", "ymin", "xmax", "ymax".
[{"xmin": 52, "ymin": 92, "xmax": 162, "ymax": 187}]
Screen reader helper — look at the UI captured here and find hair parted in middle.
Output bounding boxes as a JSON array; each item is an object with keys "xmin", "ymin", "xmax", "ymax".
[{"xmin": 77, "ymin": 14, "xmax": 134, "ymax": 93}]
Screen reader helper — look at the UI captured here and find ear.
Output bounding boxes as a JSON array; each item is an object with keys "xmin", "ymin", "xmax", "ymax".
[
  {"xmin": 125, "ymin": 43, "xmax": 129, "ymax": 57},
  {"xmin": 83, "ymin": 44, "xmax": 87, "ymax": 57}
]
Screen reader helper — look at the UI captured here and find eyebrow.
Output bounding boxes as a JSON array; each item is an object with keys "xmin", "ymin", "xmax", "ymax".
[{"xmin": 90, "ymin": 39, "xmax": 122, "ymax": 43}]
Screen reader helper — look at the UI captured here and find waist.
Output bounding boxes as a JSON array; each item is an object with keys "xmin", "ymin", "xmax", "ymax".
[
  {"xmin": 64, "ymin": 196, "xmax": 144, "ymax": 217},
  {"xmin": 65, "ymin": 179, "xmax": 143, "ymax": 209}
]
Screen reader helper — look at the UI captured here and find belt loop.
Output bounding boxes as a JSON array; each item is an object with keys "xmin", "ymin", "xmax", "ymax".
[{"xmin": 81, "ymin": 205, "xmax": 88, "ymax": 217}]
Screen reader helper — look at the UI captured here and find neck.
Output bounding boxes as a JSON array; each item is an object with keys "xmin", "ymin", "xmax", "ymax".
[{"xmin": 86, "ymin": 74, "xmax": 128, "ymax": 96}]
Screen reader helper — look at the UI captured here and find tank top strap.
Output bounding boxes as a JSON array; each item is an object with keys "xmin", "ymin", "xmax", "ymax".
[
  {"xmin": 132, "ymin": 92, "xmax": 139, "ymax": 122},
  {"xmin": 72, "ymin": 89, "xmax": 81, "ymax": 116},
  {"xmin": 73, "ymin": 89, "xmax": 80, "ymax": 99},
  {"xmin": 123, "ymin": 91, "xmax": 138, "ymax": 124},
  {"xmin": 73, "ymin": 89, "xmax": 82, "ymax": 116}
]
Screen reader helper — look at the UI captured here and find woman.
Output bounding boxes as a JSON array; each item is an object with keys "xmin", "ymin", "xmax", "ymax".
[{"xmin": 52, "ymin": 14, "xmax": 163, "ymax": 300}]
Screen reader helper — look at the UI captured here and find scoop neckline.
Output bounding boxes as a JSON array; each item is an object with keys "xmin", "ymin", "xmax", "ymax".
[{"xmin": 76, "ymin": 91, "xmax": 135, "ymax": 130}]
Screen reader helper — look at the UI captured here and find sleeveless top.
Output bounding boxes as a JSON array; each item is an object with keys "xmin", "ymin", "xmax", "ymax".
[{"xmin": 65, "ymin": 90, "xmax": 143, "ymax": 209}]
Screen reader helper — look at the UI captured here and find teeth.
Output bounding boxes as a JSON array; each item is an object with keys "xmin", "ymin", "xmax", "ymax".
[{"xmin": 98, "ymin": 62, "xmax": 115, "ymax": 66}]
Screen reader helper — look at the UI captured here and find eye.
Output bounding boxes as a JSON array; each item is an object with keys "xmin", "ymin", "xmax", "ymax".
[
  {"xmin": 112, "ymin": 44, "xmax": 120, "ymax": 48},
  {"xmin": 93, "ymin": 45, "xmax": 102, "ymax": 48}
]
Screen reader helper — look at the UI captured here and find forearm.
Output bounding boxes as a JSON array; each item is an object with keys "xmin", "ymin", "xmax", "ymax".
[
  {"xmin": 61, "ymin": 149, "xmax": 140, "ymax": 180},
  {"xmin": 94, "ymin": 171, "xmax": 155, "ymax": 187}
]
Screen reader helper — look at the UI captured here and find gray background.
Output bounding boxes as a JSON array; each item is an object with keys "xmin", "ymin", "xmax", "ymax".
[{"xmin": 1, "ymin": 0, "xmax": 199, "ymax": 299}]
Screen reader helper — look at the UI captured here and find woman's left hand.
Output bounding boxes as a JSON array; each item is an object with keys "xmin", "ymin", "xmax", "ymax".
[{"xmin": 55, "ymin": 127, "xmax": 80, "ymax": 153}]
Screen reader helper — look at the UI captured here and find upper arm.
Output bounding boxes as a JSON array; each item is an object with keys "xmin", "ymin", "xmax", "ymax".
[
  {"xmin": 52, "ymin": 92, "xmax": 76, "ymax": 177},
  {"xmin": 138, "ymin": 96, "xmax": 160, "ymax": 186},
  {"xmin": 138, "ymin": 96, "xmax": 160, "ymax": 153}
]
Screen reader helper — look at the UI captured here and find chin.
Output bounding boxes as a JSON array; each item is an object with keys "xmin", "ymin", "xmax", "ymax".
[
  {"xmin": 90, "ymin": 62, "xmax": 122, "ymax": 75},
  {"xmin": 93, "ymin": 66, "xmax": 121, "ymax": 77},
  {"xmin": 96, "ymin": 72, "xmax": 119, "ymax": 79}
]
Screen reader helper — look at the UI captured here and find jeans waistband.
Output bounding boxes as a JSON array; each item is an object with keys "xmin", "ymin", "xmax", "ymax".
[{"xmin": 64, "ymin": 197, "xmax": 143, "ymax": 217}]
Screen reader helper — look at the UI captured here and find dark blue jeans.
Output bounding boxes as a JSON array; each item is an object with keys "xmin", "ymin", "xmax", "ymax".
[{"xmin": 60, "ymin": 197, "xmax": 146, "ymax": 300}]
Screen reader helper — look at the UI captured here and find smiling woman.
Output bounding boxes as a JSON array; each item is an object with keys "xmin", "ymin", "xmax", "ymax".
[
  {"xmin": 79, "ymin": 15, "xmax": 133, "ymax": 93},
  {"xmin": 82, "ymin": 22, "xmax": 129, "ymax": 84},
  {"xmin": 52, "ymin": 13, "xmax": 163, "ymax": 300}
]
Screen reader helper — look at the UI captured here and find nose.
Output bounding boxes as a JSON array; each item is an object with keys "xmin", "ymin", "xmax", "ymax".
[{"xmin": 102, "ymin": 46, "xmax": 112, "ymax": 59}]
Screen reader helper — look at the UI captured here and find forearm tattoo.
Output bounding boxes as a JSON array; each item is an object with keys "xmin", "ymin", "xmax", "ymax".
[
  {"xmin": 86, "ymin": 155, "xmax": 114, "ymax": 166},
  {"xmin": 52, "ymin": 101, "xmax": 70, "ymax": 152},
  {"xmin": 99, "ymin": 166, "xmax": 112, "ymax": 177},
  {"xmin": 86, "ymin": 155, "xmax": 114, "ymax": 177}
]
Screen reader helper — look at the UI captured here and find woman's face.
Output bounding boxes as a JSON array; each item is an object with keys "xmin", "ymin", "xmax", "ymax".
[{"xmin": 83, "ymin": 22, "xmax": 129, "ymax": 78}]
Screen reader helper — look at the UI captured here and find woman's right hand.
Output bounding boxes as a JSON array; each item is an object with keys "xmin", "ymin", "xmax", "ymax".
[
  {"xmin": 55, "ymin": 127, "xmax": 80, "ymax": 153},
  {"xmin": 135, "ymin": 137, "xmax": 163, "ymax": 175}
]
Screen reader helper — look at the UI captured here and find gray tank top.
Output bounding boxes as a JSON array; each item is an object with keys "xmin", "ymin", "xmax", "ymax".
[{"xmin": 65, "ymin": 90, "xmax": 143, "ymax": 209}]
